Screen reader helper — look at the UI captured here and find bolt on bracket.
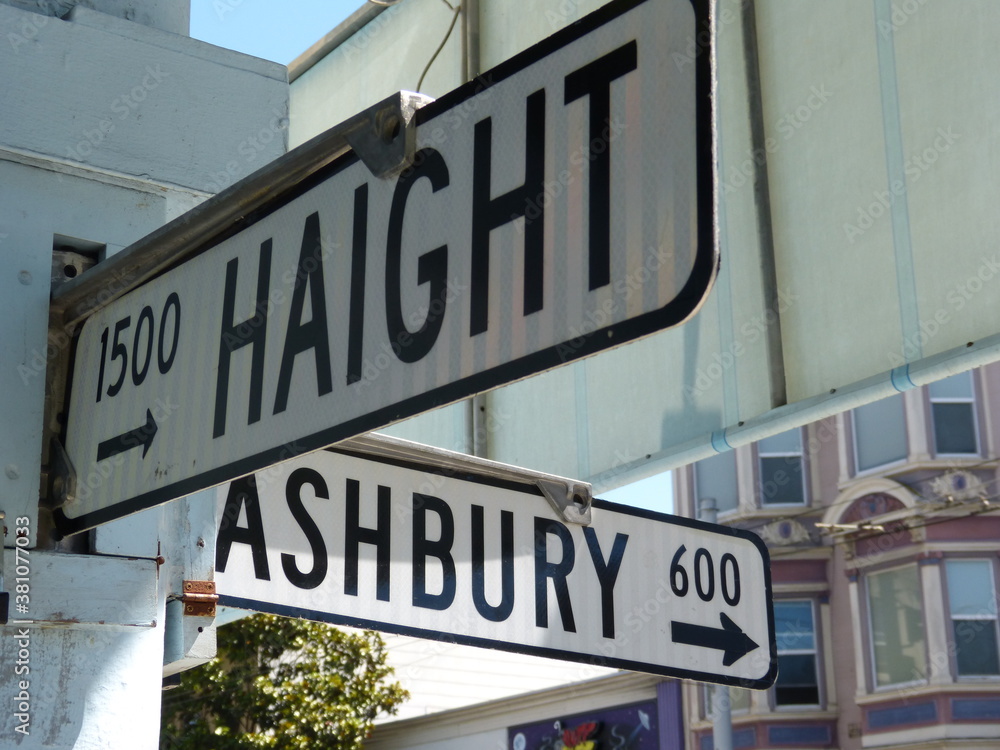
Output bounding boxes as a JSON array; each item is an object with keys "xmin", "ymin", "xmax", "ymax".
[
  {"xmin": 342, "ymin": 90, "xmax": 434, "ymax": 178},
  {"xmin": 537, "ymin": 480, "xmax": 593, "ymax": 525}
]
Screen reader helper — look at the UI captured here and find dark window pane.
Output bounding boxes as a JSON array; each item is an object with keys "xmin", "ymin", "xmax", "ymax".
[
  {"xmin": 953, "ymin": 621, "xmax": 1000, "ymax": 676},
  {"xmin": 775, "ymin": 684, "xmax": 820, "ymax": 705},
  {"xmin": 760, "ymin": 456, "xmax": 804, "ymax": 505},
  {"xmin": 776, "ymin": 654, "xmax": 819, "ymax": 705},
  {"xmin": 933, "ymin": 403, "xmax": 977, "ymax": 454}
]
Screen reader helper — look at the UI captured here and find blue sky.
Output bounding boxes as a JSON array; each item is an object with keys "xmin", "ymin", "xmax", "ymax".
[
  {"xmin": 189, "ymin": 0, "xmax": 675, "ymax": 516},
  {"xmin": 190, "ymin": 0, "xmax": 364, "ymax": 65}
]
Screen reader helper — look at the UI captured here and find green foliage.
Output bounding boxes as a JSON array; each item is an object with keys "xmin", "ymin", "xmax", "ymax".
[{"xmin": 160, "ymin": 614, "xmax": 408, "ymax": 750}]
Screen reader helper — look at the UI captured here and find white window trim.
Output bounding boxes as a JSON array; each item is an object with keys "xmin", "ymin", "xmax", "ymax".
[
  {"xmin": 757, "ymin": 430, "xmax": 807, "ymax": 508},
  {"xmin": 928, "ymin": 375, "xmax": 981, "ymax": 458},
  {"xmin": 946, "ymin": 558, "xmax": 1000, "ymax": 680},
  {"xmin": 773, "ymin": 599, "xmax": 822, "ymax": 709}
]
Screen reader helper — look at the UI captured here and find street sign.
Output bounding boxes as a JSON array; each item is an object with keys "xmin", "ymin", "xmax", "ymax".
[
  {"xmin": 58, "ymin": 0, "xmax": 715, "ymax": 533},
  {"xmin": 214, "ymin": 445, "xmax": 775, "ymax": 687}
]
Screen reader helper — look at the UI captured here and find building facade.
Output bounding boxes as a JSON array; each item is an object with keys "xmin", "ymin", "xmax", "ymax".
[
  {"xmin": 367, "ymin": 671, "xmax": 684, "ymax": 750},
  {"xmin": 675, "ymin": 366, "xmax": 1000, "ymax": 750}
]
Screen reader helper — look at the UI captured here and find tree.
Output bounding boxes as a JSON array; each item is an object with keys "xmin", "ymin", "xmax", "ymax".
[{"xmin": 160, "ymin": 614, "xmax": 408, "ymax": 749}]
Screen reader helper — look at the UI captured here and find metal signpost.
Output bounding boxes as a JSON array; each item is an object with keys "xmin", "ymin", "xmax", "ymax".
[
  {"xmin": 214, "ymin": 437, "xmax": 776, "ymax": 688},
  {"xmin": 55, "ymin": 0, "xmax": 714, "ymax": 533}
]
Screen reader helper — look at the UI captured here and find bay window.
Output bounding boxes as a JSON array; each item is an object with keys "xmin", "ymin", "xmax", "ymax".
[{"xmin": 867, "ymin": 565, "xmax": 926, "ymax": 687}]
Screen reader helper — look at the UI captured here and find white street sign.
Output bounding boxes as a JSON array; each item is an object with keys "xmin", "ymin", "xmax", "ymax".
[
  {"xmin": 215, "ymin": 447, "xmax": 776, "ymax": 687},
  {"xmin": 60, "ymin": 0, "xmax": 714, "ymax": 532}
]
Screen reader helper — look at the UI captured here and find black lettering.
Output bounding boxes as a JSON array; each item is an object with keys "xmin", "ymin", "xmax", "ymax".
[
  {"xmin": 472, "ymin": 505, "xmax": 514, "ymax": 622},
  {"xmin": 411, "ymin": 494, "xmax": 456, "ymax": 610},
  {"xmin": 281, "ymin": 468, "xmax": 328, "ymax": 589},
  {"xmin": 470, "ymin": 89, "xmax": 546, "ymax": 335},
  {"xmin": 274, "ymin": 213, "xmax": 332, "ymax": 414},
  {"xmin": 213, "ymin": 241, "xmax": 271, "ymax": 438},
  {"xmin": 564, "ymin": 41, "xmax": 638, "ymax": 290},
  {"xmin": 386, "ymin": 148, "xmax": 450, "ymax": 363},
  {"xmin": 346, "ymin": 184, "xmax": 369, "ymax": 384},
  {"xmin": 583, "ymin": 527, "xmax": 628, "ymax": 639},
  {"xmin": 534, "ymin": 517, "xmax": 576, "ymax": 632},
  {"xmin": 344, "ymin": 479, "xmax": 391, "ymax": 601},
  {"xmin": 216, "ymin": 475, "xmax": 270, "ymax": 580}
]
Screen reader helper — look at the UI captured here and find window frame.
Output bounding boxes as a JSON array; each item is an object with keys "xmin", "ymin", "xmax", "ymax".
[
  {"xmin": 850, "ymin": 394, "xmax": 909, "ymax": 475},
  {"xmin": 772, "ymin": 599, "xmax": 822, "ymax": 709},
  {"xmin": 944, "ymin": 557, "xmax": 1000, "ymax": 680},
  {"xmin": 755, "ymin": 428, "xmax": 808, "ymax": 508},
  {"xmin": 864, "ymin": 563, "xmax": 928, "ymax": 691},
  {"xmin": 927, "ymin": 371, "xmax": 981, "ymax": 459}
]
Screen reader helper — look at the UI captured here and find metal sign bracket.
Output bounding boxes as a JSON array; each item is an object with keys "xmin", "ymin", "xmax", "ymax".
[
  {"xmin": 537, "ymin": 479, "xmax": 592, "ymax": 525},
  {"xmin": 343, "ymin": 90, "xmax": 432, "ymax": 179},
  {"xmin": 340, "ymin": 433, "xmax": 593, "ymax": 525},
  {"xmin": 49, "ymin": 438, "xmax": 77, "ymax": 509}
]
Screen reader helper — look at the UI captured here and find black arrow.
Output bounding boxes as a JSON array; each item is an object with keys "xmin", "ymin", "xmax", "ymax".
[
  {"xmin": 671, "ymin": 612, "xmax": 759, "ymax": 667},
  {"xmin": 96, "ymin": 409, "xmax": 158, "ymax": 461}
]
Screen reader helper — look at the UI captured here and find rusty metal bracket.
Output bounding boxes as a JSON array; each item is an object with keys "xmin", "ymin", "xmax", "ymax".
[{"xmin": 180, "ymin": 580, "xmax": 218, "ymax": 617}]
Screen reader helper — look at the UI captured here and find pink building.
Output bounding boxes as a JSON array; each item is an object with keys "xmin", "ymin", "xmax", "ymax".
[{"xmin": 675, "ymin": 367, "xmax": 1000, "ymax": 750}]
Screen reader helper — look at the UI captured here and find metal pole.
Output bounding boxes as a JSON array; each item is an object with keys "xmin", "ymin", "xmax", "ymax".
[{"xmin": 698, "ymin": 497, "xmax": 733, "ymax": 750}]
